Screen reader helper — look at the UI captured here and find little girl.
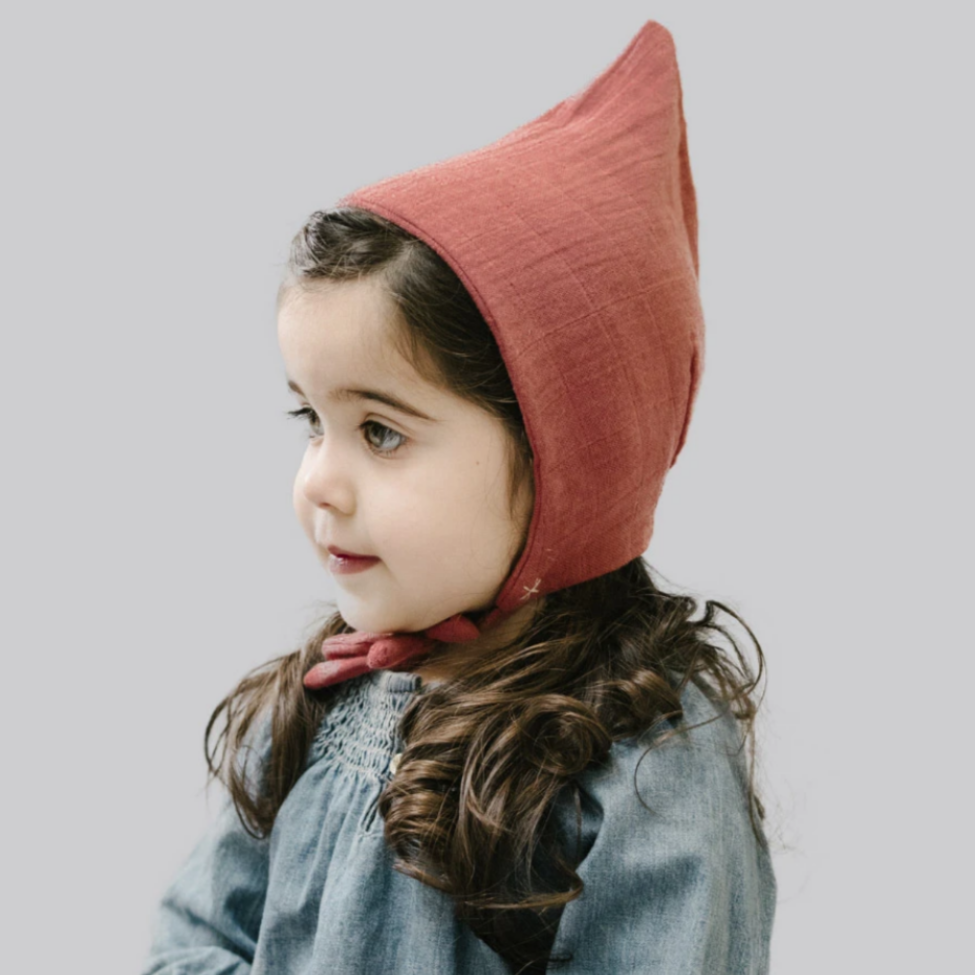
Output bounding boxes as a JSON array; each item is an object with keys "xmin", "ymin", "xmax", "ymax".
[{"xmin": 143, "ymin": 20, "xmax": 776, "ymax": 975}]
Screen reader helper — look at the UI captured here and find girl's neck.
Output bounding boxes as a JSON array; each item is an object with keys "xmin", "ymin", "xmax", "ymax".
[{"xmin": 411, "ymin": 600, "xmax": 542, "ymax": 685}]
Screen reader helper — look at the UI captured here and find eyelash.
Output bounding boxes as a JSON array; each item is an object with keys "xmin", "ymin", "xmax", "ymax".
[{"xmin": 285, "ymin": 407, "xmax": 410, "ymax": 458}]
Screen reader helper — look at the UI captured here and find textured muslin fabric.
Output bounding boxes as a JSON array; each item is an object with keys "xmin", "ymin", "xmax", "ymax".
[
  {"xmin": 306, "ymin": 18, "xmax": 707, "ymax": 686},
  {"xmin": 143, "ymin": 671, "xmax": 776, "ymax": 974}
]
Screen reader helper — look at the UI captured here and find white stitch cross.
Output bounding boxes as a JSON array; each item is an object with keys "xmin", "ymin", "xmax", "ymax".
[{"xmin": 521, "ymin": 577, "xmax": 542, "ymax": 600}]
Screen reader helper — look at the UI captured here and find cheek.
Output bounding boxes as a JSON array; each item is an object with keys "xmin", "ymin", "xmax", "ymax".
[
  {"xmin": 370, "ymin": 485, "xmax": 437, "ymax": 550},
  {"xmin": 363, "ymin": 474, "xmax": 462, "ymax": 566},
  {"xmin": 416, "ymin": 464, "xmax": 521, "ymax": 566}
]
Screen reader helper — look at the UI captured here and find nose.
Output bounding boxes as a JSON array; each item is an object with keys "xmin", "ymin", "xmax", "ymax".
[{"xmin": 297, "ymin": 436, "xmax": 356, "ymax": 514}]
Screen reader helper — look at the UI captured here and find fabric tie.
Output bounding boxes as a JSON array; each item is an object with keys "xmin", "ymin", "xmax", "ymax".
[{"xmin": 303, "ymin": 613, "xmax": 484, "ymax": 690}]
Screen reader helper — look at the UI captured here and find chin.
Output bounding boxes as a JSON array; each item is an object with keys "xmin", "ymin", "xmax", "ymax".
[
  {"xmin": 335, "ymin": 598, "xmax": 403, "ymax": 635},
  {"xmin": 339, "ymin": 597, "xmax": 453, "ymax": 637}
]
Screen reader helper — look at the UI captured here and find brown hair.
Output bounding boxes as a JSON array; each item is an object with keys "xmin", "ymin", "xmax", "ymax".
[{"xmin": 205, "ymin": 206, "xmax": 767, "ymax": 974}]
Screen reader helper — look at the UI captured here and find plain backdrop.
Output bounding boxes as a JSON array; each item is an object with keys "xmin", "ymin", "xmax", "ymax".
[{"xmin": 2, "ymin": 2, "xmax": 971, "ymax": 972}]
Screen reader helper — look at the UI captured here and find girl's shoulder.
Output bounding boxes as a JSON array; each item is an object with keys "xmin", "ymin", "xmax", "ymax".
[
  {"xmin": 561, "ymin": 678, "xmax": 764, "ymax": 865},
  {"xmin": 546, "ymin": 680, "xmax": 777, "ymax": 972}
]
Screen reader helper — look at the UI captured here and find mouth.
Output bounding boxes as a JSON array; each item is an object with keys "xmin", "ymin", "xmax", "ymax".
[
  {"xmin": 327, "ymin": 545, "xmax": 375, "ymax": 559},
  {"xmin": 325, "ymin": 545, "xmax": 381, "ymax": 576}
]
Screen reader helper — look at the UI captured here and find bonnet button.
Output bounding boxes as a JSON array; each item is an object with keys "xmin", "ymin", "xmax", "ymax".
[{"xmin": 389, "ymin": 752, "xmax": 402, "ymax": 775}]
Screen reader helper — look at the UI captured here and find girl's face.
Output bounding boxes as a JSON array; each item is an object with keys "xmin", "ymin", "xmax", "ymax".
[{"xmin": 277, "ymin": 276, "xmax": 533, "ymax": 637}]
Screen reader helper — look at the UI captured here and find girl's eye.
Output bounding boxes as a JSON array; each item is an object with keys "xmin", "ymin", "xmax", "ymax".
[
  {"xmin": 284, "ymin": 407, "xmax": 409, "ymax": 458},
  {"xmin": 359, "ymin": 419, "xmax": 409, "ymax": 456}
]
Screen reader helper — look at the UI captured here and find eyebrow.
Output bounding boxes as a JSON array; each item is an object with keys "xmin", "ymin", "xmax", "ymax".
[{"xmin": 286, "ymin": 377, "xmax": 437, "ymax": 422}]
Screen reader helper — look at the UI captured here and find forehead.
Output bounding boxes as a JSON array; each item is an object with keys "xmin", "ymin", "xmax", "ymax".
[{"xmin": 277, "ymin": 277, "xmax": 418, "ymax": 388}]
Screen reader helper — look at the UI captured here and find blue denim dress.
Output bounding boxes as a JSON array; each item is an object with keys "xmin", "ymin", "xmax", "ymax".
[{"xmin": 143, "ymin": 670, "xmax": 776, "ymax": 973}]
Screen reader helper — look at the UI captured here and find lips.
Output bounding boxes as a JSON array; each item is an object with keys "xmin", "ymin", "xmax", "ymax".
[
  {"xmin": 327, "ymin": 545, "xmax": 376, "ymax": 559},
  {"xmin": 325, "ymin": 545, "xmax": 380, "ymax": 577}
]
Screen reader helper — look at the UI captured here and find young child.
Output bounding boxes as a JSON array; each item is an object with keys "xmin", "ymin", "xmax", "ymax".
[{"xmin": 143, "ymin": 20, "xmax": 776, "ymax": 975}]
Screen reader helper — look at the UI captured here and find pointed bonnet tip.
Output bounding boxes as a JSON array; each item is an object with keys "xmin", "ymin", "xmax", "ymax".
[
  {"xmin": 637, "ymin": 18, "xmax": 676, "ymax": 47},
  {"xmin": 626, "ymin": 19, "xmax": 681, "ymax": 77},
  {"xmin": 579, "ymin": 19, "xmax": 680, "ymax": 112}
]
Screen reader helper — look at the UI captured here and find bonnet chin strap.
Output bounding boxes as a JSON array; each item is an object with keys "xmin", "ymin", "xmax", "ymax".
[{"xmin": 302, "ymin": 610, "xmax": 495, "ymax": 690}]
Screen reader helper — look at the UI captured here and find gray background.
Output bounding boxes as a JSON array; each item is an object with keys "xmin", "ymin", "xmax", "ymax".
[{"xmin": 2, "ymin": 2, "xmax": 970, "ymax": 971}]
